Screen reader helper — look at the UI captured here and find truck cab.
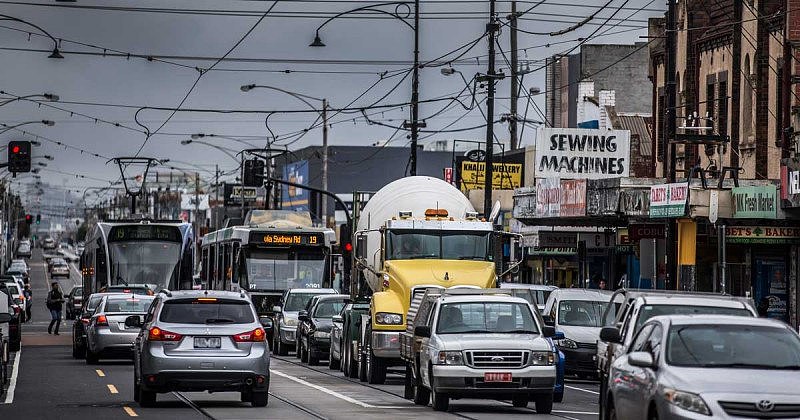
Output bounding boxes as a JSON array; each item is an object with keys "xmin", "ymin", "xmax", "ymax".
[{"xmin": 401, "ymin": 289, "xmax": 557, "ymax": 413}]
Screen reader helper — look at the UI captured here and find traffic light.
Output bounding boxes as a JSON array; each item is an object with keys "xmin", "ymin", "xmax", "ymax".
[
  {"xmin": 243, "ymin": 158, "xmax": 265, "ymax": 187},
  {"xmin": 7, "ymin": 141, "xmax": 31, "ymax": 173},
  {"xmin": 35, "ymin": 214, "xmax": 40, "ymax": 224},
  {"xmin": 24, "ymin": 214, "xmax": 32, "ymax": 225}
]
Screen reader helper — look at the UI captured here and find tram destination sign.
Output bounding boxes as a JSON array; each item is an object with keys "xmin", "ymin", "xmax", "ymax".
[
  {"xmin": 250, "ymin": 231, "xmax": 324, "ymax": 246},
  {"xmin": 108, "ymin": 225, "xmax": 182, "ymax": 242}
]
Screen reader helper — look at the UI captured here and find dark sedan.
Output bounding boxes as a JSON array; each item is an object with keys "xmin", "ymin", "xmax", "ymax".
[
  {"xmin": 297, "ymin": 294, "xmax": 349, "ymax": 366},
  {"xmin": 65, "ymin": 286, "xmax": 83, "ymax": 320}
]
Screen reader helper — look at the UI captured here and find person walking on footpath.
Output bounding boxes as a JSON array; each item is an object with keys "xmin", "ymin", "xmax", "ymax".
[
  {"xmin": 46, "ymin": 282, "xmax": 65, "ymax": 335},
  {"xmin": 23, "ymin": 283, "xmax": 32, "ymax": 321}
]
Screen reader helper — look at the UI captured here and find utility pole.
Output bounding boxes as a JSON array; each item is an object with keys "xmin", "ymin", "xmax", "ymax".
[
  {"xmin": 408, "ymin": 0, "xmax": 420, "ymax": 175},
  {"xmin": 215, "ymin": 164, "xmax": 219, "ymax": 230},
  {"xmin": 321, "ymin": 98, "xmax": 329, "ymax": 226},
  {"xmin": 483, "ymin": 0, "xmax": 499, "ymax": 217},
  {"xmin": 194, "ymin": 171, "xmax": 200, "ymax": 239},
  {"xmin": 509, "ymin": 0, "xmax": 519, "ymax": 150},
  {"xmin": 665, "ymin": 0, "xmax": 678, "ymax": 290}
]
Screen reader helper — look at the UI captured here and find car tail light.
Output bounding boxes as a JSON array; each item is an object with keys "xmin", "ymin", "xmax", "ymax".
[
  {"xmin": 95, "ymin": 315, "xmax": 108, "ymax": 326},
  {"xmin": 232, "ymin": 328, "xmax": 265, "ymax": 343},
  {"xmin": 148, "ymin": 327, "xmax": 182, "ymax": 342},
  {"xmin": 81, "ymin": 317, "xmax": 90, "ymax": 325}
]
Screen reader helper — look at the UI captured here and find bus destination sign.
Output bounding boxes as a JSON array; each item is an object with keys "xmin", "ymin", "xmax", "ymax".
[
  {"xmin": 108, "ymin": 225, "xmax": 182, "ymax": 242},
  {"xmin": 250, "ymin": 232, "xmax": 323, "ymax": 246}
]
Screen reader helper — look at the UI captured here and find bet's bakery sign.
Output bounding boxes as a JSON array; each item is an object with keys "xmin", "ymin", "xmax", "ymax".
[{"xmin": 535, "ymin": 128, "xmax": 631, "ymax": 179}]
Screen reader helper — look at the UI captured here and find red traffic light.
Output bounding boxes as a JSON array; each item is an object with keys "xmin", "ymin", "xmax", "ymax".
[
  {"xmin": 11, "ymin": 145, "xmax": 20, "ymax": 154},
  {"xmin": 344, "ymin": 242, "xmax": 353, "ymax": 252}
]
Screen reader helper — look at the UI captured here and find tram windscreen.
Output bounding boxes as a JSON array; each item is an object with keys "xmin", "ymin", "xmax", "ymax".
[
  {"xmin": 107, "ymin": 226, "xmax": 183, "ymax": 290},
  {"xmin": 243, "ymin": 249, "xmax": 326, "ymax": 291}
]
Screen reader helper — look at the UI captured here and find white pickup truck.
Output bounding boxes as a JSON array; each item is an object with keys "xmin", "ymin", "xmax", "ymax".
[
  {"xmin": 400, "ymin": 288, "xmax": 558, "ymax": 414},
  {"xmin": 596, "ymin": 289, "xmax": 758, "ymax": 420}
]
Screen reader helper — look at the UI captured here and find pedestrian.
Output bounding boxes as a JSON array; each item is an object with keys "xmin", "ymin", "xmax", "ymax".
[
  {"xmin": 23, "ymin": 283, "xmax": 32, "ymax": 321},
  {"xmin": 46, "ymin": 282, "xmax": 65, "ymax": 335}
]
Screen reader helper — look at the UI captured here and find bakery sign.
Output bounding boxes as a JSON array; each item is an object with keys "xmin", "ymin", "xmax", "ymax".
[
  {"xmin": 535, "ymin": 128, "xmax": 631, "ymax": 179},
  {"xmin": 726, "ymin": 226, "xmax": 800, "ymax": 244},
  {"xmin": 649, "ymin": 182, "xmax": 688, "ymax": 218}
]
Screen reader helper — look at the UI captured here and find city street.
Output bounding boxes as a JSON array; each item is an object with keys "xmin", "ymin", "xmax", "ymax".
[{"xmin": 1, "ymin": 251, "xmax": 600, "ymax": 420}]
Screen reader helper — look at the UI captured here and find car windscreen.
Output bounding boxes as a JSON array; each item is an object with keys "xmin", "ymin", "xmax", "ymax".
[
  {"xmin": 285, "ymin": 292, "xmax": 326, "ymax": 311},
  {"xmin": 5, "ymin": 285, "xmax": 19, "ymax": 295},
  {"xmin": 86, "ymin": 296, "xmax": 104, "ymax": 312},
  {"xmin": 71, "ymin": 287, "xmax": 83, "ymax": 297},
  {"xmin": 104, "ymin": 297, "xmax": 154, "ymax": 313},
  {"xmin": 436, "ymin": 302, "xmax": 538, "ymax": 334},
  {"xmin": 558, "ymin": 300, "xmax": 608, "ymax": 327},
  {"xmin": 313, "ymin": 299, "xmax": 347, "ymax": 318},
  {"xmin": 159, "ymin": 299, "xmax": 255, "ymax": 324},
  {"xmin": 667, "ymin": 324, "xmax": 800, "ymax": 368},
  {"xmin": 635, "ymin": 304, "xmax": 754, "ymax": 333}
]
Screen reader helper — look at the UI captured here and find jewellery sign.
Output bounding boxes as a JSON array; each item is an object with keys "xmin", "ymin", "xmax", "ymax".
[
  {"xmin": 649, "ymin": 183, "xmax": 688, "ymax": 218},
  {"xmin": 731, "ymin": 186, "xmax": 777, "ymax": 219},
  {"xmin": 535, "ymin": 128, "xmax": 631, "ymax": 179}
]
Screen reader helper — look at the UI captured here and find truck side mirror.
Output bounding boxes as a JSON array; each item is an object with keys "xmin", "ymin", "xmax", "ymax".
[
  {"xmin": 298, "ymin": 310, "xmax": 310, "ymax": 322},
  {"xmin": 600, "ymin": 326, "xmax": 622, "ymax": 343},
  {"xmin": 542, "ymin": 315, "xmax": 555, "ymax": 326},
  {"xmin": 356, "ymin": 234, "xmax": 367, "ymax": 259},
  {"xmin": 543, "ymin": 326, "xmax": 556, "ymax": 338},
  {"xmin": 414, "ymin": 325, "xmax": 431, "ymax": 338}
]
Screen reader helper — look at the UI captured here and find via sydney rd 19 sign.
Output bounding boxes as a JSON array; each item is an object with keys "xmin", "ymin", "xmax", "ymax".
[{"xmin": 535, "ymin": 128, "xmax": 631, "ymax": 179}]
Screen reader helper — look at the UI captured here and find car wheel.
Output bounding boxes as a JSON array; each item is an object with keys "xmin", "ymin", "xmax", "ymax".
[
  {"xmin": 512, "ymin": 397, "xmax": 528, "ymax": 408},
  {"xmin": 413, "ymin": 372, "xmax": 430, "ymax": 406},
  {"xmin": 329, "ymin": 351, "xmax": 340, "ymax": 370},
  {"xmin": 308, "ymin": 346, "xmax": 319, "ymax": 366},
  {"xmin": 534, "ymin": 394, "xmax": 554, "ymax": 414},
  {"xmin": 85, "ymin": 349, "xmax": 99, "ymax": 365},
  {"xmin": 251, "ymin": 391, "xmax": 268, "ymax": 407},
  {"xmin": 608, "ymin": 406, "xmax": 618, "ymax": 420},
  {"xmin": 345, "ymin": 342, "xmax": 358, "ymax": 378},
  {"xmin": 430, "ymin": 380, "xmax": 449, "ymax": 411},
  {"xmin": 300, "ymin": 340, "xmax": 309, "ymax": 363},
  {"xmin": 138, "ymin": 386, "xmax": 156, "ymax": 408},
  {"xmin": 133, "ymin": 376, "xmax": 141, "ymax": 402},
  {"xmin": 554, "ymin": 391, "xmax": 564, "ymax": 403},
  {"xmin": 240, "ymin": 390, "xmax": 252, "ymax": 403},
  {"xmin": 275, "ymin": 337, "xmax": 288, "ymax": 356},
  {"xmin": 72, "ymin": 340, "xmax": 83, "ymax": 359}
]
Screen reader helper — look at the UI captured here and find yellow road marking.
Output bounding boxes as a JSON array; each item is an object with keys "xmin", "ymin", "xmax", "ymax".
[
  {"xmin": 95, "ymin": 369, "xmax": 105, "ymax": 377},
  {"xmin": 123, "ymin": 406, "xmax": 138, "ymax": 417},
  {"xmin": 107, "ymin": 384, "xmax": 119, "ymax": 394}
]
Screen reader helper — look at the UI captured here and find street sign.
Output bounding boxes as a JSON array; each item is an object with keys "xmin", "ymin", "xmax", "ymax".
[
  {"xmin": 223, "ymin": 183, "xmax": 257, "ymax": 206},
  {"xmin": 464, "ymin": 149, "xmax": 486, "ymax": 162}
]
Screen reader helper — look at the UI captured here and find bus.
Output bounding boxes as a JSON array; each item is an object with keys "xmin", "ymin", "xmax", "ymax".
[
  {"xmin": 80, "ymin": 220, "xmax": 195, "ymax": 300},
  {"xmin": 199, "ymin": 210, "xmax": 337, "ymax": 316}
]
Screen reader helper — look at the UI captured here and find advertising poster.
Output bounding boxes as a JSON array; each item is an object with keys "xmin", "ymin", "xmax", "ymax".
[
  {"xmin": 281, "ymin": 160, "xmax": 310, "ymax": 210},
  {"xmin": 755, "ymin": 259, "xmax": 789, "ymax": 322}
]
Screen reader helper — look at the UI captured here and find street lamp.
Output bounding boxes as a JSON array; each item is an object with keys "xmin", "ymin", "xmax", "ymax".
[
  {"xmin": 0, "ymin": 120, "xmax": 55, "ymax": 135},
  {"xmin": 308, "ymin": 1, "xmax": 420, "ymax": 175},
  {"xmin": 0, "ymin": 14, "xmax": 64, "ymax": 58},
  {"xmin": 180, "ymin": 139, "xmax": 240, "ymax": 163},
  {"xmin": 189, "ymin": 133, "xmax": 258, "ymax": 149}
]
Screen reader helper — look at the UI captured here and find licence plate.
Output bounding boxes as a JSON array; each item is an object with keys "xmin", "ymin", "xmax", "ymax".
[
  {"xmin": 193, "ymin": 337, "xmax": 221, "ymax": 348},
  {"xmin": 484, "ymin": 372, "xmax": 512, "ymax": 383}
]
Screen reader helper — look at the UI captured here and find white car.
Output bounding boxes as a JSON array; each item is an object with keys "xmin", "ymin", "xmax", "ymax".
[
  {"xmin": 3, "ymin": 282, "xmax": 26, "ymax": 322},
  {"xmin": 499, "ymin": 283, "xmax": 558, "ymax": 313}
]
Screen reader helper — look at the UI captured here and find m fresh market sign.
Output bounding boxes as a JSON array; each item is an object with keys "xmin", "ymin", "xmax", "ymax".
[
  {"xmin": 732, "ymin": 186, "xmax": 777, "ymax": 219},
  {"xmin": 649, "ymin": 182, "xmax": 688, "ymax": 218}
]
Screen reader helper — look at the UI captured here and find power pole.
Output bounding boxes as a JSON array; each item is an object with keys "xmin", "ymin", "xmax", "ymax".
[
  {"xmin": 321, "ymin": 98, "xmax": 329, "ymax": 227},
  {"xmin": 483, "ymin": 0, "xmax": 499, "ymax": 217},
  {"xmin": 408, "ymin": 0, "xmax": 420, "ymax": 176},
  {"xmin": 665, "ymin": 0, "xmax": 678, "ymax": 289},
  {"xmin": 214, "ymin": 164, "xmax": 219, "ymax": 230},
  {"xmin": 509, "ymin": 0, "xmax": 519, "ymax": 150}
]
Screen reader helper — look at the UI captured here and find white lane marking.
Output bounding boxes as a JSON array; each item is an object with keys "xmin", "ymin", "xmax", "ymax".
[
  {"xmin": 565, "ymin": 384, "xmax": 600, "ymax": 395},
  {"xmin": 554, "ymin": 410, "xmax": 600, "ymax": 415},
  {"xmin": 3, "ymin": 344, "xmax": 21, "ymax": 404},
  {"xmin": 270, "ymin": 369, "xmax": 409, "ymax": 409}
]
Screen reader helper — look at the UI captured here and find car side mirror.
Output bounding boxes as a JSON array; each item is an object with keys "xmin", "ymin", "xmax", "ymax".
[
  {"xmin": 414, "ymin": 325, "xmax": 431, "ymax": 338},
  {"xmin": 259, "ymin": 316, "xmax": 273, "ymax": 330},
  {"xmin": 553, "ymin": 331, "xmax": 565, "ymax": 340},
  {"xmin": 600, "ymin": 326, "xmax": 622, "ymax": 344},
  {"xmin": 124, "ymin": 315, "xmax": 142, "ymax": 328},
  {"xmin": 542, "ymin": 315, "xmax": 555, "ymax": 326},
  {"xmin": 543, "ymin": 325, "xmax": 556, "ymax": 338},
  {"xmin": 628, "ymin": 351, "xmax": 656, "ymax": 369},
  {"xmin": 272, "ymin": 305, "xmax": 282, "ymax": 313},
  {"xmin": 298, "ymin": 310, "xmax": 310, "ymax": 322},
  {"xmin": 332, "ymin": 315, "xmax": 343, "ymax": 323},
  {"xmin": 0, "ymin": 312, "xmax": 11, "ymax": 323}
]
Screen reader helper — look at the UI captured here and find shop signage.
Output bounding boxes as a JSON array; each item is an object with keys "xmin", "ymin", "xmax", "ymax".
[
  {"xmin": 578, "ymin": 232, "xmax": 615, "ymax": 248},
  {"xmin": 619, "ymin": 188, "xmax": 650, "ymax": 216},
  {"xmin": 458, "ymin": 161, "xmax": 523, "ymax": 192},
  {"xmin": 586, "ymin": 178, "xmax": 620, "ymax": 216},
  {"xmin": 560, "ymin": 179, "xmax": 587, "ymax": 217},
  {"xmin": 629, "ymin": 223, "xmax": 666, "ymax": 240},
  {"xmin": 444, "ymin": 167, "xmax": 453, "ymax": 183},
  {"xmin": 465, "ymin": 149, "xmax": 486, "ymax": 162},
  {"xmin": 530, "ymin": 247, "xmax": 576, "ymax": 256},
  {"xmin": 731, "ymin": 186, "xmax": 777, "ymax": 219},
  {"xmin": 649, "ymin": 182, "xmax": 688, "ymax": 218},
  {"xmin": 780, "ymin": 158, "xmax": 800, "ymax": 208},
  {"xmin": 725, "ymin": 226, "xmax": 800, "ymax": 244},
  {"xmin": 224, "ymin": 183, "xmax": 257, "ymax": 206},
  {"xmin": 535, "ymin": 128, "xmax": 631, "ymax": 179},
  {"xmin": 536, "ymin": 178, "xmax": 561, "ymax": 217},
  {"xmin": 538, "ymin": 231, "xmax": 577, "ymax": 248}
]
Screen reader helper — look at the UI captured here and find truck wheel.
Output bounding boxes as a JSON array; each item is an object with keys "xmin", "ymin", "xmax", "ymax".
[
  {"xmin": 367, "ymin": 349, "xmax": 386, "ymax": 384},
  {"xmin": 358, "ymin": 347, "xmax": 367, "ymax": 382},
  {"xmin": 345, "ymin": 343, "xmax": 359, "ymax": 378},
  {"xmin": 412, "ymin": 369, "xmax": 430, "ymax": 406},
  {"xmin": 430, "ymin": 385, "xmax": 449, "ymax": 411},
  {"xmin": 534, "ymin": 394, "xmax": 554, "ymax": 414},
  {"xmin": 512, "ymin": 397, "xmax": 528, "ymax": 408},
  {"xmin": 403, "ymin": 365, "xmax": 414, "ymax": 399}
]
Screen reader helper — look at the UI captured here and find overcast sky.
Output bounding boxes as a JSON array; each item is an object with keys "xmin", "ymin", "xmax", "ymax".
[{"xmin": 0, "ymin": 0, "xmax": 662, "ymax": 207}]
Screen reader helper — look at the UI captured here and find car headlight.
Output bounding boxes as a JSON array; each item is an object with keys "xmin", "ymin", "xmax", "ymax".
[
  {"xmin": 663, "ymin": 388, "xmax": 710, "ymax": 416},
  {"xmin": 437, "ymin": 351, "xmax": 463, "ymax": 365},
  {"xmin": 282, "ymin": 317, "xmax": 298, "ymax": 327},
  {"xmin": 314, "ymin": 331, "xmax": 330, "ymax": 339},
  {"xmin": 556, "ymin": 338, "xmax": 578, "ymax": 349},
  {"xmin": 528, "ymin": 351, "xmax": 555, "ymax": 366},
  {"xmin": 375, "ymin": 312, "xmax": 403, "ymax": 325}
]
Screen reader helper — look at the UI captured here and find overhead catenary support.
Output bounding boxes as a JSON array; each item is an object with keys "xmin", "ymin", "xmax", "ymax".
[
  {"xmin": 483, "ymin": 0, "xmax": 499, "ymax": 217},
  {"xmin": 664, "ymin": 0, "xmax": 679, "ymax": 290}
]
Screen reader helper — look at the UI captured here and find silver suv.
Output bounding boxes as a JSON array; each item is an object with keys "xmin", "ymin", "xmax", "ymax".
[{"xmin": 131, "ymin": 290, "xmax": 270, "ymax": 407}]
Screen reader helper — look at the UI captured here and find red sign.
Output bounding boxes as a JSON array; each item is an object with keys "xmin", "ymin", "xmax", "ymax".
[
  {"xmin": 629, "ymin": 223, "xmax": 666, "ymax": 240},
  {"xmin": 444, "ymin": 167, "xmax": 453, "ymax": 184},
  {"xmin": 561, "ymin": 179, "xmax": 587, "ymax": 217}
]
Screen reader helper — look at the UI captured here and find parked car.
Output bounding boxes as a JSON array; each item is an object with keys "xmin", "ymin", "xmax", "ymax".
[
  {"xmin": 597, "ymin": 290, "xmax": 758, "ymax": 418},
  {"xmin": 0, "ymin": 284, "xmax": 22, "ymax": 351},
  {"xmin": 65, "ymin": 286, "xmax": 84, "ymax": 320},
  {"xmin": 0, "ymin": 289, "xmax": 13, "ymax": 385},
  {"xmin": 605, "ymin": 315, "xmax": 800, "ymax": 419},
  {"xmin": 6, "ymin": 265, "xmax": 29, "ymax": 283},
  {"xmin": 72, "ymin": 292, "xmax": 126, "ymax": 359},
  {"xmin": 16, "ymin": 243, "xmax": 31, "ymax": 258},
  {"xmin": 400, "ymin": 289, "xmax": 558, "ymax": 413},
  {"xmin": 2, "ymin": 276, "xmax": 28, "ymax": 319},
  {"xmin": 101, "ymin": 284, "xmax": 155, "ymax": 296},
  {"xmin": 500, "ymin": 283, "xmax": 558, "ymax": 313},
  {"xmin": 272, "ymin": 288, "xmax": 337, "ymax": 356},
  {"xmin": 50, "ymin": 260, "xmax": 70, "ymax": 278},
  {"xmin": 10, "ymin": 259, "xmax": 28, "ymax": 271},
  {"xmin": 543, "ymin": 289, "xmax": 618, "ymax": 378},
  {"xmin": 85, "ymin": 295, "xmax": 155, "ymax": 364},
  {"xmin": 3, "ymin": 282, "xmax": 26, "ymax": 323},
  {"xmin": 297, "ymin": 294, "xmax": 349, "ymax": 365},
  {"xmin": 131, "ymin": 290, "xmax": 270, "ymax": 407}
]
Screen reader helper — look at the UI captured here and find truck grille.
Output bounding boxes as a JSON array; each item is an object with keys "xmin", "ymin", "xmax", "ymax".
[
  {"xmin": 576, "ymin": 342, "xmax": 597, "ymax": 350},
  {"xmin": 465, "ymin": 351, "xmax": 528, "ymax": 369},
  {"xmin": 719, "ymin": 401, "xmax": 800, "ymax": 418}
]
